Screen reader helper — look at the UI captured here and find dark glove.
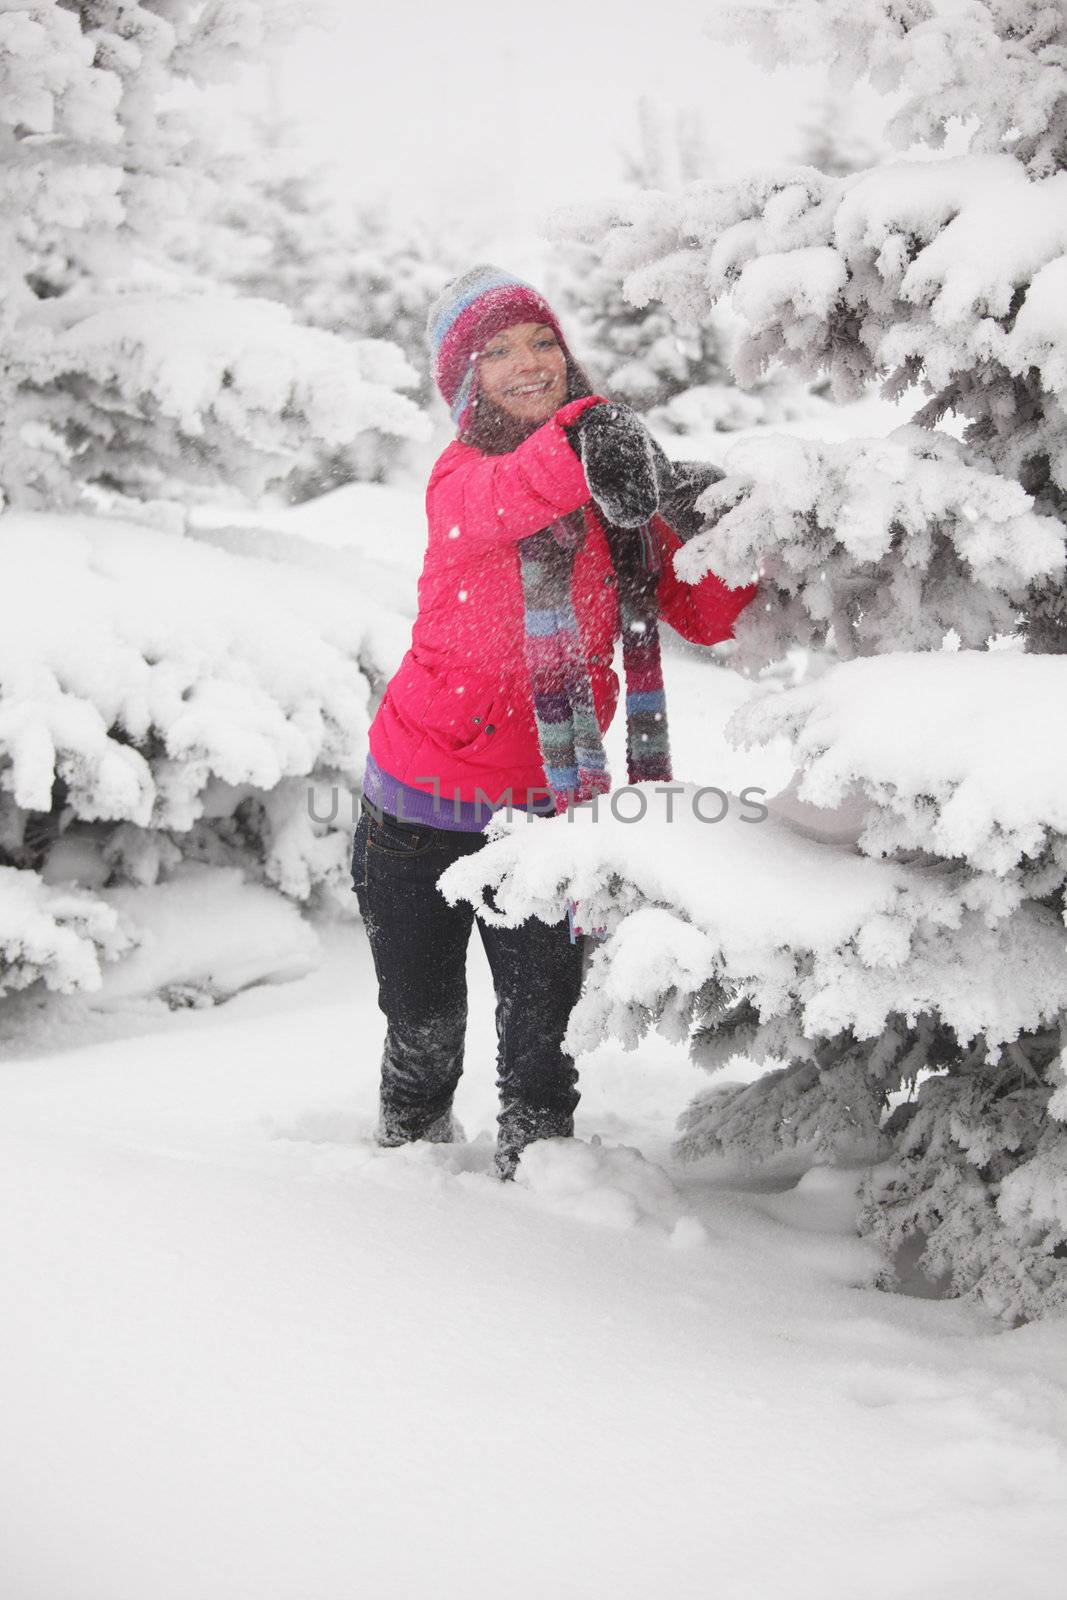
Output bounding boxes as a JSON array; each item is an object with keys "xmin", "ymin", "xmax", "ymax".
[
  {"xmin": 563, "ymin": 402, "xmax": 661, "ymax": 528},
  {"xmin": 654, "ymin": 456, "xmax": 725, "ymax": 542}
]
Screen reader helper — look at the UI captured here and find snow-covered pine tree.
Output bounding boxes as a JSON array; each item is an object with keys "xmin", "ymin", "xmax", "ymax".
[
  {"xmin": 0, "ymin": 4, "xmax": 424, "ymax": 1006},
  {"xmin": 322, "ymin": 201, "xmax": 454, "ymax": 408},
  {"xmin": 795, "ymin": 83, "xmax": 886, "ymax": 179},
  {"xmin": 549, "ymin": 94, "xmax": 816, "ymax": 438},
  {"xmin": 790, "ymin": 81, "xmax": 889, "ymax": 404},
  {"xmin": 447, "ymin": 0, "xmax": 1067, "ymax": 1320},
  {"xmin": 190, "ymin": 107, "xmax": 455, "ymax": 497},
  {"xmin": 548, "ymin": 98, "xmax": 719, "ymax": 413},
  {"xmin": 0, "ymin": 2, "xmax": 426, "ymax": 514}
]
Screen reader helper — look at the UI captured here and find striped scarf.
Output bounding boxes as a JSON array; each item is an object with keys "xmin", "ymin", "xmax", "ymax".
[{"xmin": 519, "ymin": 507, "xmax": 671, "ymax": 815}]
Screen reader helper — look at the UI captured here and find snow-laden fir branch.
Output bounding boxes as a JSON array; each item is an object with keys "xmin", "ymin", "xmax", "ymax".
[
  {"xmin": 710, "ymin": 0, "xmax": 1067, "ymax": 177},
  {"xmin": 7, "ymin": 290, "xmax": 427, "ymax": 509},
  {"xmin": 436, "ymin": 794, "xmax": 1067, "ymax": 1064},
  {"xmin": 0, "ymin": 863, "xmax": 136, "ymax": 998},
  {"xmin": 726, "ymin": 650, "xmax": 1067, "ymax": 881},
  {"xmin": 0, "ymin": 511, "xmax": 403, "ymax": 940},
  {"xmin": 676, "ymin": 427, "xmax": 1065, "ymax": 662}
]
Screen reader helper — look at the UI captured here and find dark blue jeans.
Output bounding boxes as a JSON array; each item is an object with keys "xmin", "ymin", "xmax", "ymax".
[{"xmin": 350, "ymin": 795, "xmax": 586, "ymax": 1155}]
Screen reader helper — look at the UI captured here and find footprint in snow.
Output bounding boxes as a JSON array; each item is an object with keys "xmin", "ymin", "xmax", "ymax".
[{"xmin": 514, "ymin": 1136, "xmax": 709, "ymax": 1249}]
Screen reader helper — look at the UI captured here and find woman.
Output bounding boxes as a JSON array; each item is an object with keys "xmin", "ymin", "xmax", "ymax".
[{"xmin": 351, "ymin": 264, "xmax": 757, "ymax": 1180}]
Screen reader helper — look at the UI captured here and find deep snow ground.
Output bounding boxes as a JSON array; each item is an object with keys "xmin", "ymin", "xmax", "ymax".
[
  {"xmin": 5, "ymin": 402, "xmax": 1066, "ymax": 1596},
  {"xmin": 3, "ymin": 918, "xmax": 1067, "ymax": 1600}
]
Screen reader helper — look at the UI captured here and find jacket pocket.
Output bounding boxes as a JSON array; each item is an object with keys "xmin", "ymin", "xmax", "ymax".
[{"xmin": 421, "ymin": 669, "xmax": 503, "ymax": 760}]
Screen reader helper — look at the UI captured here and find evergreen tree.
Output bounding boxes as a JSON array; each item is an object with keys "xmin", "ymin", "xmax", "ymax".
[
  {"xmin": 192, "ymin": 109, "xmax": 454, "ymax": 496},
  {"xmin": 550, "ymin": 93, "xmax": 815, "ymax": 435},
  {"xmin": 796, "ymin": 84, "xmax": 886, "ymax": 177},
  {"xmin": 550, "ymin": 96, "xmax": 722, "ymax": 411},
  {"xmin": 456, "ymin": 0, "xmax": 1067, "ymax": 1321},
  {"xmin": 0, "ymin": 5, "xmax": 425, "ymax": 1003},
  {"xmin": 0, "ymin": 2, "xmax": 425, "ymax": 514}
]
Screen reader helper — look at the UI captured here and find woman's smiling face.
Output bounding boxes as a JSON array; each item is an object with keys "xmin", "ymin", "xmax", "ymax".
[{"xmin": 475, "ymin": 321, "xmax": 568, "ymax": 425}]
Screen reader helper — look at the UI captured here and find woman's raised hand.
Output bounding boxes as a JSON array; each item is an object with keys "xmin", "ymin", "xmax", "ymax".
[{"xmin": 563, "ymin": 402, "xmax": 662, "ymax": 528}]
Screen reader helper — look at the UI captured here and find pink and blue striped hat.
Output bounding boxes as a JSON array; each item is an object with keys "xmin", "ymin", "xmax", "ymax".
[{"xmin": 427, "ymin": 264, "xmax": 570, "ymax": 429}]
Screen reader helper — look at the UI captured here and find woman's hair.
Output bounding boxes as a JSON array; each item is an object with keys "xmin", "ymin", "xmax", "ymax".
[{"xmin": 457, "ymin": 350, "xmax": 597, "ymax": 456}]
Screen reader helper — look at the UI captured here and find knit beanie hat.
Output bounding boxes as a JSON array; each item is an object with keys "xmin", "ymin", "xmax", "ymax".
[{"xmin": 427, "ymin": 264, "xmax": 570, "ymax": 430}]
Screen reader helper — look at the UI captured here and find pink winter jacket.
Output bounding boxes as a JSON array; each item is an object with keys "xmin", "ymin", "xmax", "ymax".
[{"xmin": 367, "ymin": 397, "xmax": 758, "ymax": 806}]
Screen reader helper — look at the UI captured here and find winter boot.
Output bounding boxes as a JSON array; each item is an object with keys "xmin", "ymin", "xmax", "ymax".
[
  {"xmin": 423, "ymin": 1107, "xmax": 466, "ymax": 1143},
  {"xmin": 377, "ymin": 1101, "xmax": 466, "ymax": 1149},
  {"xmin": 495, "ymin": 1103, "xmax": 574, "ymax": 1181}
]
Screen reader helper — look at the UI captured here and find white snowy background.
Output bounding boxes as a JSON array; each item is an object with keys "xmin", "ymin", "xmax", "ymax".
[{"xmin": 2, "ymin": 3, "xmax": 1067, "ymax": 1598}]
